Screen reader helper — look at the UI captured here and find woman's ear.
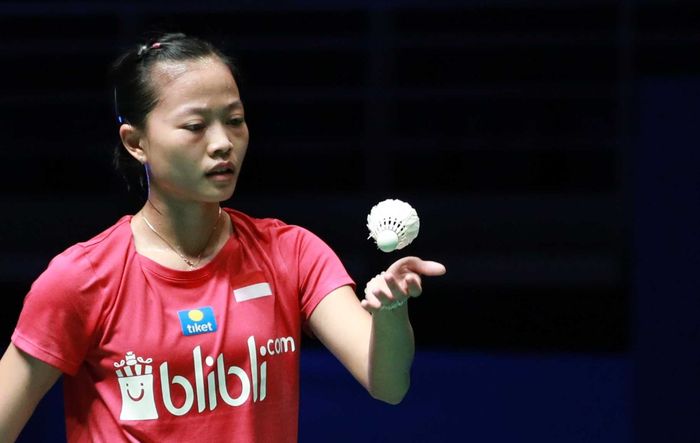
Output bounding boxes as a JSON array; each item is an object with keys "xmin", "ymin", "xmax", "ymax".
[{"xmin": 119, "ymin": 123, "xmax": 147, "ymax": 164}]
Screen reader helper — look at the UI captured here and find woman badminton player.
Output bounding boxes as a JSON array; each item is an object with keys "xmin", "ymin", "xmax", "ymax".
[{"xmin": 0, "ymin": 33, "xmax": 446, "ymax": 442}]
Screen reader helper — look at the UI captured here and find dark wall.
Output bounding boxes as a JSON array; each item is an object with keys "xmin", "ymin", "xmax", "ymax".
[
  {"xmin": 634, "ymin": 78, "xmax": 700, "ymax": 443},
  {"xmin": 0, "ymin": 0, "xmax": 640, "ymax": 353}
]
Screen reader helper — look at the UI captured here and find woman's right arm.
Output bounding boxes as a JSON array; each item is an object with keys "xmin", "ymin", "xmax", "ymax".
[{"xmin": 0, "ymin": 343, "xmax": 62, "ymax": 443}]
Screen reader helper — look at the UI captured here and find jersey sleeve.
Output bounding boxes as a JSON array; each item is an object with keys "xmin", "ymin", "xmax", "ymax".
[
  {"xmin": 291, "ymin": 227, "xmax": 355, "ymax": 324},
  {"xmin": 11, "ymin": 245, "xmax": 107, "ymax": 376}
]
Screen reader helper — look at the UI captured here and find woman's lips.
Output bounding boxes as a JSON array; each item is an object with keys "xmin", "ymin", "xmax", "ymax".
[
  {"xmin": 205, "ymin": 161, "xmax": 235, "ymax": 182},
  {"xmin": 206, "ymin": 162, "xmax": 235, "ymax": 176}
]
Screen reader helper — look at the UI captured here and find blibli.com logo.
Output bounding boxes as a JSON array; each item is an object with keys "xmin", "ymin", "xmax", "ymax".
[
  {"xmin": 178, "ymin": 307, "xmax": 217, "ymax": 336},
  {"xmin": 113, "ymin": 335, "xmax": 296, "ymax": 421}
]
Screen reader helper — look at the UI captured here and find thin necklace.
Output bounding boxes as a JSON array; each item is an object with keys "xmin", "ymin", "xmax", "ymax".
[{"xmin": 142, "ymin": 203, "xmax": 222, "ymax": 269}]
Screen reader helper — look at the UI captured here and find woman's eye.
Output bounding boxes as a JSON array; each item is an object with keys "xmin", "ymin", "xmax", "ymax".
[
  {"xmin": 183, "ymin": 123, "xmax": 204, "ymax": 132},
  {"xmin": 228, "ymin": 117, "xmax": 245, "ymax": 127}
]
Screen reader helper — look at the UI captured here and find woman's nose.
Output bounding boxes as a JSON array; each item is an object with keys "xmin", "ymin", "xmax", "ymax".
[{"xmin": 207, "ymin": 124, "xmax": 234, "ymax": 157}]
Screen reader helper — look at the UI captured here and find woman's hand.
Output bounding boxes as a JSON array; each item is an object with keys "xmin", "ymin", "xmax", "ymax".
[{"xmin": 361, "ymin": 256, "xmax": 446, "ymax": 313}]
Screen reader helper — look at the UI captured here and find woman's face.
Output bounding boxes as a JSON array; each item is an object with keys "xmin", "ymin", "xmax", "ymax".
[{"xmin": 138, "ymin": 56, "xmax": 249, "ymax": 204}]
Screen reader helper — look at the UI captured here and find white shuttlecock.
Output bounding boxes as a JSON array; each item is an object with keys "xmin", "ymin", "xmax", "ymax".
[{"xmin": 367, "ymin": 199, "xmax": 420, "ymax": 253}]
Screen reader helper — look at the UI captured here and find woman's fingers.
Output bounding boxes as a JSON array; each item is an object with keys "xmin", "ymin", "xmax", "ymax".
[
  {"xmin": 384, "ymin": 271, "xmax": 422, "ymax": 299},
  {"xmin": 388, "ymin": 256, "xmax": 446, "ymax": 277},
  {"xmin": 361, "ymin": 258, "xmax": 445, "ymax": 313},
  {"xmin": 405, "ymin": 273, "xmax": 422, "ymax": 298}
]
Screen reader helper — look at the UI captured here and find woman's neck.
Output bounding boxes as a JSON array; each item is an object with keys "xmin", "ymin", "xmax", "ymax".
[{"xmin": 138, "ymin": 195, "xmax": 227, "ymax": 261}]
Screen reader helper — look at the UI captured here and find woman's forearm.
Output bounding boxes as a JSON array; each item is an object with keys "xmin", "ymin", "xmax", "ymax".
[
  {"xmin": 367, "ymin": 305, "xmax": 415, "ymax": 404},
  {"xmin": 0, "ymin": 344, "xmax": 61, "ymax": 443}
]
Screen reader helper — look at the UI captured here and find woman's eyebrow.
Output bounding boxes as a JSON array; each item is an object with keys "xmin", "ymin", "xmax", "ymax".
[{"xmin": 175, "ymin": 100, "xmax": 243, "ymax": 117}]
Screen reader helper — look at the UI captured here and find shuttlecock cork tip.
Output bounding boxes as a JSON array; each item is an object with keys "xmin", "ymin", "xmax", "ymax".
[{"xmin": 376, "ymin": 230, "xmax": 399, "ymax": 252}]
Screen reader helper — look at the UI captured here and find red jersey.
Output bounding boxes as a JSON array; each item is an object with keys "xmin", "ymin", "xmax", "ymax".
[{"xmin": 12, "ymin": 208, "xmax": 354, "ymax": 442}]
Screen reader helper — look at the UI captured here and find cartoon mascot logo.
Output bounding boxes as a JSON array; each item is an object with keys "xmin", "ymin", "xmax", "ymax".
[{"xmin": 114, "ymin": 351, "xmax": 158, "ymax": 420}]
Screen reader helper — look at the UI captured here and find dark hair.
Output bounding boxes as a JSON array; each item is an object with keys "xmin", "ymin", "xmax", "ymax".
[{"xmin": 111, "ymin": 32, "xmax": 239, "ymax": 191}]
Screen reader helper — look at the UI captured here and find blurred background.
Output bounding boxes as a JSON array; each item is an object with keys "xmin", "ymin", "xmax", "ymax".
[{"xmin": 0, "ymin": 0, "xmax": 697, "ymax": 441}]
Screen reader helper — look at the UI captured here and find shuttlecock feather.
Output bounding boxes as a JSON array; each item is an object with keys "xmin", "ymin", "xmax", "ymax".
[{"xmin": 367, "ymin": 199, "xmax": 420, "ymax": 252}]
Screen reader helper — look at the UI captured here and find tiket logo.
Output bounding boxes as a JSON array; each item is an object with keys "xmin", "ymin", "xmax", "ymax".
[
  {"xmin": 114, "ymin": 352, "xmax": 158, "ymax": 420},
  {"xmin": 114, "ymin": 335, "xmax": 296, "ymax": 421},
  {"xmin": 178, "ymin": 306, "xmax": 218, "ymax": 336}
]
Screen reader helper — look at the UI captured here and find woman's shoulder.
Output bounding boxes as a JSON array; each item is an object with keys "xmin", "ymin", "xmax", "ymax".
[
  {"xmin": 46, "ymin": 215, "xmax": 134, "ymax": 276},
  {"xmin": 224, "ymin": 207, "xmax": 332, "ymax": 254},
  {"xmin": 225, "ymin": 208, "xmax": 306, "ymax": 237}
]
